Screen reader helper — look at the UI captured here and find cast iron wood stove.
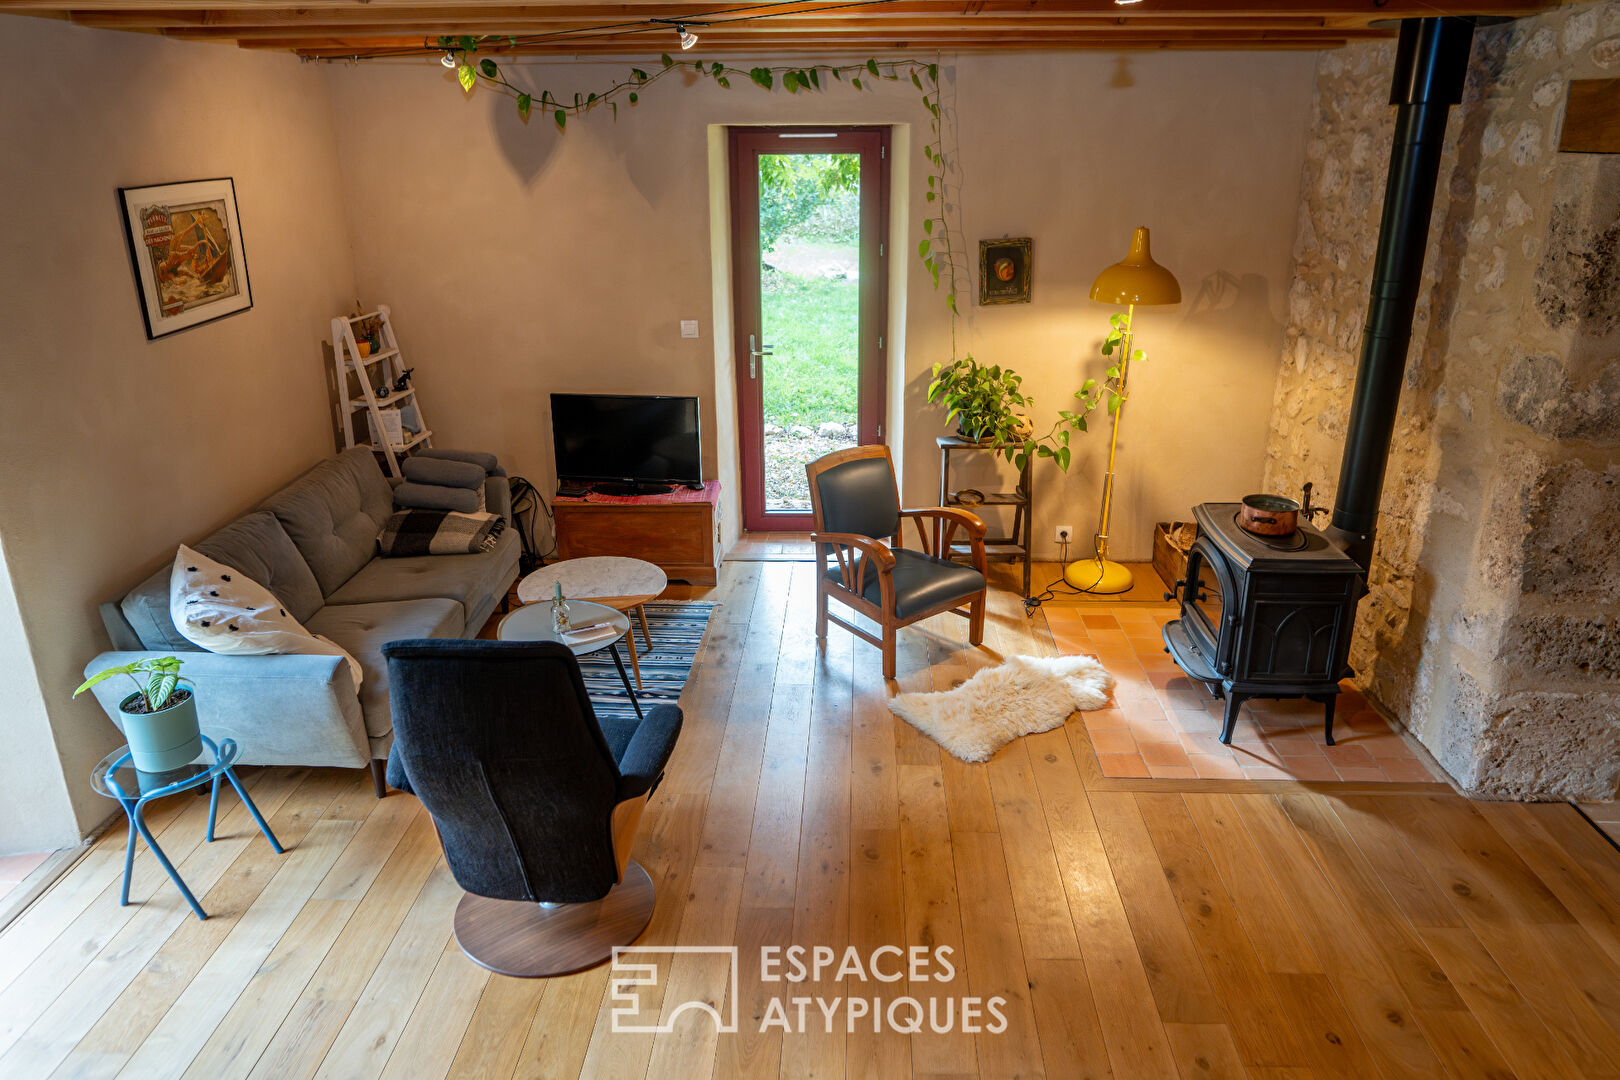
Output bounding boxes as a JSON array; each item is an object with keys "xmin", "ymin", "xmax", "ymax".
[
  {"xmin": 1161, "ymin": 16, "xmax": 1476, "ymax": 750},
  {"xmin": 1162, "ymin": 503, "xmax": 1362, "ymax": 744}
]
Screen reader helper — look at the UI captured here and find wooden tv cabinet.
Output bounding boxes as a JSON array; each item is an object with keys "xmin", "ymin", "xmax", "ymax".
[{"xmin": 552, "ymin": 481, "xmax": 721, "ymax": 586}]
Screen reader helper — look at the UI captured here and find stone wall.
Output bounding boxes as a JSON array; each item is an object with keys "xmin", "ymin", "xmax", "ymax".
[{"xmin": 1264, "ymin": 2, "xmax": 1620, "ymax": 799}]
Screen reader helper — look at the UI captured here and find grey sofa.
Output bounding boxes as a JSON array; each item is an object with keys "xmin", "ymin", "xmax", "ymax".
[{"xmin": 85, "ymin": 447, "xmax": 521, "ymax": 795}]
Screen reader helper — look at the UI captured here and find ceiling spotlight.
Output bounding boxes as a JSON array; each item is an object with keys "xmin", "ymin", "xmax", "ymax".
[
  {"xmin": 678, "ymin": 24, "xmax": 699, "ymax": 50},
  {"xmin": 1114, "ymin": 0, "xmax": 1144, "ymax": 4},
  {"xmin": 440, "ymin": 51, "xmax": 458, "ymax": 67}
]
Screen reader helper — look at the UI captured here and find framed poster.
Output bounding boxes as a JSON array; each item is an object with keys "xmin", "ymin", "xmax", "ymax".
[
  {"xmin": 978, "ymin": 237, "xmax": 1032, "ymax": 306},
  {"xmin": 118, "ymin": 178, "xmax": 252, "ymax": 339}
]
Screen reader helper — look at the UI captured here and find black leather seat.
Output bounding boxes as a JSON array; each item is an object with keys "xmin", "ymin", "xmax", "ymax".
[
  {"xmin": 381, "ymin": 638, "xmax": 680, "ymax": 975},
  {"xmin": 806, "ymin": 445, "xmax": 989, "ymax": 679},
  {"xmin": 826, "ymin": 548, "xmax": 988, "ymax": 620}
]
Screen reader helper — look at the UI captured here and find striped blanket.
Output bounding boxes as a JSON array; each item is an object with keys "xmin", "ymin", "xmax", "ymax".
[{"xmin": 378, "ymin": 509, "xmax": 504, "ymax": 557}]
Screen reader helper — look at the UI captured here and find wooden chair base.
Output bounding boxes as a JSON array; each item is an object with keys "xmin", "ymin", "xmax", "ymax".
[{"xmin": 452, "ymin": 859, "xmax": 656, "ymax": 978}]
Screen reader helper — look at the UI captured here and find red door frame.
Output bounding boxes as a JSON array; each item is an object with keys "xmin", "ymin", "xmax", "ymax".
[{"xmin": 729, "ymin": 126, "xmax": 890, "ymax": 534}]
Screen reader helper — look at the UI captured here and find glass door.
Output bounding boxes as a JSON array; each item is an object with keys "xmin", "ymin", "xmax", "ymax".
[{"xmin": 729, "ymin": 127, "xmax": 889, "ymax": 532}]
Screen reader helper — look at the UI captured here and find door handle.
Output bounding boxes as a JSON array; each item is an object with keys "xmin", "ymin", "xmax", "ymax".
[{"xmin": 748, "ymin": 334, "xmax": 773, "ymax": 379}]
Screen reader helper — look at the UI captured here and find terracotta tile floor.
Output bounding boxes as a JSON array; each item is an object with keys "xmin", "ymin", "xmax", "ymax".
[{"xmin": 1043, "ymin": 601, "xmax": 1447, "ymax": 784}]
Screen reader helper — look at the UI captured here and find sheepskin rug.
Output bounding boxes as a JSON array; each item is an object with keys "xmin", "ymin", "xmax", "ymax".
[{"xmin": 888, "ymin": 654, "xmax": 1114, "ymax": 763}]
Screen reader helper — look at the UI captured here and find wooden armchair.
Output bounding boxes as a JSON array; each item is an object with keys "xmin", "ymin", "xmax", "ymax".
[{"xmin": 805, "ymin": 445, "xmax": 988, "ymax": 679}]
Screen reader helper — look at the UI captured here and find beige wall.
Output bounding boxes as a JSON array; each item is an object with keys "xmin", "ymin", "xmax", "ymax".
[
  {"xmin": 0, "ymin": 19, "xmax": 358, "ymax": 844},
  {"xmin": 326, "ymin": 50, "xmax": 1315, "ymax": 562}
]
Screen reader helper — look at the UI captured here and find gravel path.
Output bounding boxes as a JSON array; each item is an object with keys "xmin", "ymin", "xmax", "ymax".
[{"xmin": 764, "ymin": 427, "xmax": 857, "ymax": 510}]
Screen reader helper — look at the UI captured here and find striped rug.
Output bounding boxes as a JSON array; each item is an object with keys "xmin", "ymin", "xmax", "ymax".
[{"xmin": 578, "ymin": 601, "xmax": 716, "ymax": 721}]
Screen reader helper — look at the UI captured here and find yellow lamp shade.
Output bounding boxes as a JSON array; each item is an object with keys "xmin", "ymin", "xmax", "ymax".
[{"xmin": 1090, "ymin": 226, "xmax": 1181, "ymax": 306}]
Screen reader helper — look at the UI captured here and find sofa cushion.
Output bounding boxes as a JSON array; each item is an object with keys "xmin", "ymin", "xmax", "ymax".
[
  {"xmin": 170, "ymin": 544, "xmax": 362, "ymax": 689},
  {"xmin": 193, "ymin": 511, "xmax": 325, "ymax": 625},
  {"xmin": 262, "ymin": 448, "xmax": 394, "ymax": 596},
  {"xmin": 120, "ymin": 564, "xmax": 202, "ymax": 652},
  {"xmin": 306, "ymin": 598, "xmax": 464, "ymax": 740},
  {"xmin": 324, "ymin": 527, "xmax": 518, "ymax": 627}
]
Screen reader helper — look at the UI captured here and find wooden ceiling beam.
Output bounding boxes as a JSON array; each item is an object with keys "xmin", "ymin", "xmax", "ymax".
[
  {"xmin": 160, "ymin": 19, "xmax": 1402, "ymax": 40},
  {"xmin": 7, "ymin": 0, "xmax": 1550, "ymax": 15},
  {"xmin": 72, "ymin": 9, "xmax": 1355, "ymax": 30},
  {"xmin": 271, "ymin": 36, "xmax": 1353, "ymax": 55},
  {"xmin": 207, "ymin": 28, "xmax": 1385, "ymax": 47}
]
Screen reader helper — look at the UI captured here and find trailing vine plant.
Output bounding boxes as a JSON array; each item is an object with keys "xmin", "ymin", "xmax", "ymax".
[
  {"xmin": 431, "ymin": 40, "xmax": 1109, "ymax": 469},
  {"xmin": 434, "ymin": 39, "xmax": 962, "ymax": 321}
]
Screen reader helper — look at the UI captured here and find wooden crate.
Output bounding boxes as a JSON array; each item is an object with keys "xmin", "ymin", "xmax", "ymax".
[{"xmin": 1153, "ymin": 520, "xmax": 1198, "ymax": 593}]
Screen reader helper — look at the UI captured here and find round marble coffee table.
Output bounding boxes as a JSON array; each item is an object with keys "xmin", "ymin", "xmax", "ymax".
[
  {"xmin": 497, "ymin": 599, "xmax": 642, "ymax": 719},
  {"xmin": 516, "ymin": 557, "xmax": 667, "ymax": 690}
]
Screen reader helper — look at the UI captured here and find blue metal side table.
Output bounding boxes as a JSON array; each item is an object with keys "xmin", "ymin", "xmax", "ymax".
[{"xmin": 90, "ymin": 734, "xmax": 284, "ymax": 921}]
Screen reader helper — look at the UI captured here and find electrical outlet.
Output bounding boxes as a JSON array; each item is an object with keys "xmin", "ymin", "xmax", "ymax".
[
  {"xmin": 1055, "ymin": 525, "xmax": 1074, "ymax": 545},
  {"xmin": 680, "ymin": 319, "xmax": 700, "ymax": 339}
]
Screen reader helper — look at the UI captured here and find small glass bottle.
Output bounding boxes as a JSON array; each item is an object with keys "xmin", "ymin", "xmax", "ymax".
[{"xmin": 552, "ymin": 582, "xmax": 571, "ymax": 635}]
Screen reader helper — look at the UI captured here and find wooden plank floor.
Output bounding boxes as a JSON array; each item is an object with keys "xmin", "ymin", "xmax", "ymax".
[{"xmin": 5, "ymin": 560, "xmax": 1620, "ymax": 1079}]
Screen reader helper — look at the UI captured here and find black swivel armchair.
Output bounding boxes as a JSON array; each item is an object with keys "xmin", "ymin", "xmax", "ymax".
[{"xmin": 382, "ymin": 638, "xmax": 681, "ymax": 977}]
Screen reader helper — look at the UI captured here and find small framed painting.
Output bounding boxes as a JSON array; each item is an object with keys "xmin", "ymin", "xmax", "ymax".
[
  {"xmin": 118, "ymin": 178, "xmax": 252, "ymax": 339},
  {"xmin": 978, "ymin": 237, "xmax": 1032, "ymax": 306}
]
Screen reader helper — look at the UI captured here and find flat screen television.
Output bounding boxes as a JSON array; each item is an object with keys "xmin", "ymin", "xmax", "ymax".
[{"xmin": 551, "ymin": 393, "xmax": 702, "ymax": 494}]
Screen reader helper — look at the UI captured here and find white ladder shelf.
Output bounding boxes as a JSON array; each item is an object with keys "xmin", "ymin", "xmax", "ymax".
[{"xmin": 330, "ymin": 305, "xmax": 432, "ymax": 479}]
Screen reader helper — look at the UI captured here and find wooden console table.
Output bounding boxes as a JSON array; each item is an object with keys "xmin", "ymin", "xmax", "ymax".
[
  {"xmin": 552, "ymin": 481, "xmax": 721, "ymax": 586},
  {"xmin": 937, "ymin": 436, "xmax": 1033, "ymax": 596}
]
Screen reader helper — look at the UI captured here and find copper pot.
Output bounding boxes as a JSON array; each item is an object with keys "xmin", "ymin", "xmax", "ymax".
[{"xmin": 1239, "ymin": 493, "xmax": 1300, "ymax": 537}]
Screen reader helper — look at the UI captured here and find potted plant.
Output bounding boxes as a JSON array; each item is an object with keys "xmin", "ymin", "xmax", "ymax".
[
  {"xmin": 74, "ymin": 657, "xmax": 202, "ymax": 774},
  {"xmin": 927, "ymin": 356, "xmax": 1099, "ymax": 471},
  {"xmin": 926, "ymin": 357, "xmax": 1035, "ymax": 444}
]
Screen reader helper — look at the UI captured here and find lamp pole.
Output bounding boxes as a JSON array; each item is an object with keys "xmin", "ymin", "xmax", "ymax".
[{"xmin": 1092, "ymin": 302, "xmax": 1134, "ymax": 573}]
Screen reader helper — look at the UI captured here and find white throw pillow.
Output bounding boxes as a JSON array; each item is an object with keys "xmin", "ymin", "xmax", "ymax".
[{"xmin": 169, "ymin": 545, "xmax": 362, "ymax": 690}]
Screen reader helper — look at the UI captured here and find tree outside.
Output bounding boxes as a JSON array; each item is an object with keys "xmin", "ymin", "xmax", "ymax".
[{"xmin": 760, "ymin": 153, "xmax": 861, "ymax": 511}]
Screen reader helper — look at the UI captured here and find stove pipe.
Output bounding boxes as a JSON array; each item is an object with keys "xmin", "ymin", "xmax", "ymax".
[{"xmin": 1327, "ymin": 17, "xmax": 1476, "ymax": 569}]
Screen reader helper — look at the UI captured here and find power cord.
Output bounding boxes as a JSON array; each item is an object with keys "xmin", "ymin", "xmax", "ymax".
[
  {"xmin": 1023, "ymin": 533, "xmax": 1110, "ymax": 613},
  {"xmin": 507, "ymin": 476, "xmax": 558, "ymax": 573}
]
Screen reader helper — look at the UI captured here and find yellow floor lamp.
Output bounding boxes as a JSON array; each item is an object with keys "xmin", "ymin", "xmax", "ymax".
[{"xmin": 1063, "ymin": 226, "xmax": 1182, "ymax": 594}]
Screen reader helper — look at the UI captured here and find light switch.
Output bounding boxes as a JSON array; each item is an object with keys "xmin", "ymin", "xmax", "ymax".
[{"xmin": 680, "ymin": 319, "xmax": 700, "ymax": 339}]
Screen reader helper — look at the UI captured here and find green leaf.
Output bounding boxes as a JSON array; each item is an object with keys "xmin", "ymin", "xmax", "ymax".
[
  {"xmin": 661, "ymin": 53, "xmax": 674, "ymax": 68},
  {"xmin": 456, "ymin": 63, "xmax": 475, "ymax": 91},
  {"xmin": 928, "ymin": 62, "xmax": 939, "ymax": 82},
  {"xmin": 457, "ymin": 35, "xmax": 477, "ymax": 51},
  {"xmin": 750, "ymin": 67, "xmax": 773, "ymax": 89},
  {"xmin": 923, "ymin": 219, "xmax": 933, "ymax": 234},
  {"xmin": 632, "ymin": 68, "xmax": 649, "ymax": 82},
  {"xmin": 1057, "ymin": 446, "xmax": 1071, "ymax": 471},
  {"xmin": 517, "ymin": 92, "xmax": 531, "ymax": 118},
  {"xmin": 716, "ymin": 76, "xmax": 730, "ymax": 88},
  {"xmin": 711, "ymin": 61, "xmax": 723, "ymax": 75},
  {"xmin": 610, "ymin": 101, "xmax": 618, "ymax": 119},
  {"xmin": 918, "ymin": 239, "xmax": 930, "ymax": 257},
  {"xmin": 809, "ymin": 67, "xmax": 821, "ymax": 89},
  {"xmin": 911, "ymin": 71, "xmax": 923, "ymax": 89},
  {"xmin": 555, "ymin": 109, "xmax": 567, "ymax": 128},
  {"xmin": 1080, "ymin": 378, "xmax": 1097, "ymax": 393},
  {"xmin": 927, "ymin": 175, "xmax": 935, "ymax": 188},
  {"xmin": 587, "ymin": 91, "xmax": 597, "ymax": 104},
  {"xmin": 925, "ymin": 98, "xmax": 938, "ymax": 116},
  {"xmin": 947, "ymin": 293, "xmax": 959, "ymax": 314},
  {"xmin": 479, "ymin": 58, "xmax": 498, "ymax": 78},
  {"xmin": 1107, "ymin": 393, "xmax": 1122, "ymax": 415},
  {"xmin": 629, "ymin": 91, "xmax": 639, "ymax": 103},
  {"xmin": 866, "ymin": 58, "xmax": 880, "ymax": 76},
  {"xmin": 783, "ymin": 70, "xmax": 799, "ymax": 93},
  {"xmin": 851, "ymin": 77, "xmax": 862, "ymax": 90},
  {"xmin": 926, "ymin": 191, "xmax": 936, "ymax": 202},
  {"xmin": 1130, "ymin": 349, "xmax": 1145, "ymax": 362}
]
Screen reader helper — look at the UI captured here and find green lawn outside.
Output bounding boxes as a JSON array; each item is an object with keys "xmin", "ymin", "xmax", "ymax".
[{"xmin": 761, "ymin": 267, "xmax": 859, "ymax": 430}]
